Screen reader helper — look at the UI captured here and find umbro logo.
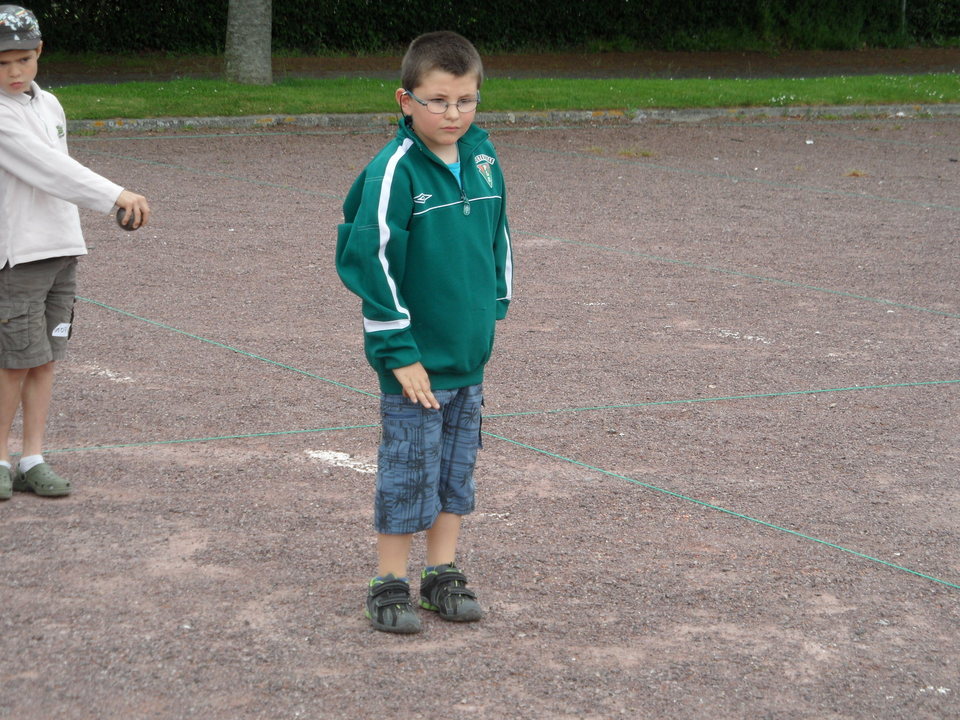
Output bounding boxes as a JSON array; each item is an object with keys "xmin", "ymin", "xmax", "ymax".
[{"xmin": 413, "ymin": 193, "xmax": 432, "ymax": 204}]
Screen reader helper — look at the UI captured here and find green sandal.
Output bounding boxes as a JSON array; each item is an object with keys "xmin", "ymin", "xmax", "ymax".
[
  {"xmin": 419, "ymin": 563, "xmax": 483, "ymax": 622},
  {"xmin": 0, "ymin": 465, "xmax": 12, "ymax": 500},
  {"xmin": 13, "ymin": 463, "xmax": 71, "ymax": 497}
]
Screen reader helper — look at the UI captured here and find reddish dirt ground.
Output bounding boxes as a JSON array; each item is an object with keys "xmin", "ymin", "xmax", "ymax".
[{"xmin": 1, "ymin": 52, "xmax": 959, "ymax": 720}]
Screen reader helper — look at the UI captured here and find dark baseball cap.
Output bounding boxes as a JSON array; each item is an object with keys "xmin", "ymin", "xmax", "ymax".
[{"xmin": 0, "ymin": 5, "xmax": 41, "ymax": 52}]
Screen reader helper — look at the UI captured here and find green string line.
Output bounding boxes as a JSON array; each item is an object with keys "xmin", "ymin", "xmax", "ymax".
[
  {"xmin": 523, "ymin": 232, "xmax": 960, "ymax": 319},
  {"xmin": 75, "ymin": 298, "xmax": 959, "ymax": 591},
  {"xmin": 502, "ymin": 141, "xmax": 960, "ymax": 212},
  {"xmin": 49, "ymin": 376, "xmax": 958, "ymax": 448},
  {"xmin": 50, "ymin": 380, "xmax": 956, "ymax": 452},
  {"xmin": 77, "ymin": 297, "xmax": 377, "ymax": 398},
  {"xmin": 77, "ymin": 145, "xmax": 960, "ymax": 319},
  {"xmin": 77, "ymin": 123, "xmax": 960, "ymax": 210},
  {"xmin": 487, "ymin": 379, "xmax": 960, "ymax": 419},
  {"xmin": 73, "ymin": 128, "xmax": 386, "ymax": 142},
  {"xmin": 69, "ymin": 113, "xmax": 956, "ymax": 145},
  {"xmin": 80, "ymin": 129, "xmax": 960, "ymax": 214},
  {"xmin": 811, "ymin": 130, "xmax": 960, "ymax": 152},
  {"xmin": 483, "ymin": 430, "xmax": 960, "ymax": 591},
  {"xmin": 82, "ymin": 295, "xmax": 957, "ymax": 421},
  {"xmin": 70, "ymin": 137, "xmax": 959, "ymax": 590},
  {"xmin": 75, "ymin": 148, "xmax": 343, "ymax": 199},
  {"xmin": 48, "ymin": 423, "xmax": 378, "ymax": 455}
]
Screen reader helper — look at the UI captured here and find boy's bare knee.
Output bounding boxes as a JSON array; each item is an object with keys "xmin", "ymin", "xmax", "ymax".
[
  {"xmin": 0, "ymin": 367, "xmax": 29, "ymax": 382},
  {"xmin": 29, "ymin": 361, "xmax": 55, "ymax": 375}
]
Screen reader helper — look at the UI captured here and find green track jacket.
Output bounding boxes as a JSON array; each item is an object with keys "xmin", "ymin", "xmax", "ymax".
[{"xmin": 336, "ymin": 117, "xmax": 513, "ymax": 394}]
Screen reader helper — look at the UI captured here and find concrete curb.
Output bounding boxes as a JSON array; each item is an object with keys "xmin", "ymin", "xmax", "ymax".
[{"xmin": 72, "ymin": 103, "xmax": 960, "ymax": 133}]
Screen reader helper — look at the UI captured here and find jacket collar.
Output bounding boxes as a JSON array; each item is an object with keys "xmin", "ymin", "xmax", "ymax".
[{"xmin": 396, "ymin": 115, "xmax": 488, "ymax": 164}]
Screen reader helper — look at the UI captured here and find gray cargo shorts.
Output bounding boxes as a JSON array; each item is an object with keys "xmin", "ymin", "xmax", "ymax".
[{"xmin": 0, "ymin": 256, "xmax": 78, "ymax": 370}]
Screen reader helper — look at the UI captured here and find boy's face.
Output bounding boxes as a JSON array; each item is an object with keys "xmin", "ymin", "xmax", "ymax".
[
  {"xmin": 0, "ymin": 43, "xmax": 41, "ymax": 95},
  {"xmin": 396, "ymin": 69, "xmax": 480, "ymax": 162}
]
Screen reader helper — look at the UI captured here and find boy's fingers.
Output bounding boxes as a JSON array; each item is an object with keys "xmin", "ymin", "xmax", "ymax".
[
  {"xmin": 392, "ymin": 364, "xmax": 438, "ymax": 408},
  {"xmin": 420, "ymin": 389, "xmax": 440, "ymax": 410},
  {"xmin": 405, "ymin": 385, "xmax": 439, "ymax": 409},
  {"xmin": 117, "ymin": 191, "xmax": 150, "ymax": 228},
  {"xmin": 132, "ymin": 203, "xmax": 149, "ymax": 228}
]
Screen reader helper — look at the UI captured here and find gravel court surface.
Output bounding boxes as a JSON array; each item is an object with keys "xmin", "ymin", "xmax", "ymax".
[{"xmin": 1, "ymin": 114, "xmax": 958, "ymax": 719}]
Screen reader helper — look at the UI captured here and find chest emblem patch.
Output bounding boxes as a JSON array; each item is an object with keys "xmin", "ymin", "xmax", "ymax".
[
  {"xmin": 475, "ymin": 154, "xmax": 495, "ymax": 189},
  {"xmin": 413, "ymin": 193, "xmax": 432, "ymax": 204}
]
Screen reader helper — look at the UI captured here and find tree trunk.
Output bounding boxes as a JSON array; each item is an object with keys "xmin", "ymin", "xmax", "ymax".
[{"xmin": 225, "ymin": 0, "xmax": 273, "ymax": 85}]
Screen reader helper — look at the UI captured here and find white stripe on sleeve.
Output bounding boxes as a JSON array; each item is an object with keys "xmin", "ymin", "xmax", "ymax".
[{"xmin": 367, "ymin": 138, "xmax": 414, "ymax": 333}]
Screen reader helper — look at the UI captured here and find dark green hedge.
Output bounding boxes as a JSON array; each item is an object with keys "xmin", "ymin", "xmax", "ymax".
[{"xmin": 25, "ymin": 0, "xmax": 960, "ymax": 54}]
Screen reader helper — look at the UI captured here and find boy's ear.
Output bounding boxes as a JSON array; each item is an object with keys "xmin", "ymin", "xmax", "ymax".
[
  {"xmin": 396, "ymin": 87, "xmax": 411, "ymax": 115},
  {"xmin": 34, "ymin": 41, "xmax": 42, "ymax": 58}
]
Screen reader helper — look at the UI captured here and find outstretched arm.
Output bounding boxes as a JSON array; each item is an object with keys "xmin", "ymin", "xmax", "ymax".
[{"xmin": 0, "ymin": 104, "xmax": 123, "ymax": 214}]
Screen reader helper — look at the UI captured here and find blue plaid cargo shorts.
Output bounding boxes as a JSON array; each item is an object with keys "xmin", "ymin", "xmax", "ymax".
[{"xmin": 375, "ymin": 383, "xmax": 483, "ymax": 534}]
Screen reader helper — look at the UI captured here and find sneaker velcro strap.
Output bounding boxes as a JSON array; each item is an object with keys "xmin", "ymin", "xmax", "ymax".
[
  {"xmin": 432, "ymin": 569, "xmax": 469, "ymax": 586},
  {"xmin": 367, "ymin": 578, "xmax": 421, "ymax": 633},
  {"xmin": 438, "ymin": 585, "xmax": 477, "ymax": 601},
  {"xmin": 424, "ymin": 570, "xmax": 477, "ymax": 602},
  {"xmin": 369, "ymin": 580, "xmax": 411, "ymax": 609},
  {"xmin": 420, "ymin": 568, "xmax": 482, "ymax": 621}
]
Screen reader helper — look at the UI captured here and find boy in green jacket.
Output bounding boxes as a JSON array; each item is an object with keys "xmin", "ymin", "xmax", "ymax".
[{"xmin": 336, "ymin": 31, "xmax": 513, "ymax": 634}]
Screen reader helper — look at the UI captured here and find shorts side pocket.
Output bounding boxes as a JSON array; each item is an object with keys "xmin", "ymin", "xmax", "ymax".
[{"xmin": 0, "ymin": 302, "xmax": 33, "ymax": 352}]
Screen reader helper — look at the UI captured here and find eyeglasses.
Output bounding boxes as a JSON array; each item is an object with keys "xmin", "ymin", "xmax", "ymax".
[{"xmin": 404, "ymin": 89, "xmax": 480, "ymax": 114}]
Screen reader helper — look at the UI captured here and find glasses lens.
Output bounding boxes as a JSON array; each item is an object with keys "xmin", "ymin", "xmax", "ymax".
[{"xmin": 418, "ymin": 97, "xmax": 479, "ymax": 114}]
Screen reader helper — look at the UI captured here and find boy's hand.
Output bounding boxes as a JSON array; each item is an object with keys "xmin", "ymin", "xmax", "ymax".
[
  {"xmin": 115, "ymin": 189, "xmax": 151, "ymax": 229},
  {"xmin": 391, "ymin": 362, "xmax": 440, "ymax": 409}
]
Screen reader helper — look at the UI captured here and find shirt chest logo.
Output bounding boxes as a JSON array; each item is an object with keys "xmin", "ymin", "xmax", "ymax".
[
  {"xmin": 475, "ymin": 154, "xmax": 495, "ymax": 189},
  {"xmin": 413, "ymin": 193, "xmax": 432, "ymax": 204}
]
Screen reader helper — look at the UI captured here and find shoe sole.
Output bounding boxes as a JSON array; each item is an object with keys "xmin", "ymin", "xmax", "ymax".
[
  {"xmin": 13, "ymin": 482, "xmax": 71, "ymax": 497},
  {"xmin": 13, "ymin": 470, "xmax": 71, "ymax": 497},
  {"xmin": 364, "ymin": 608, "xmax": 421, "ymax": 634},
  {"xmin": 419, "ymin": 598, "xmax": 483, "ymax": 622}
]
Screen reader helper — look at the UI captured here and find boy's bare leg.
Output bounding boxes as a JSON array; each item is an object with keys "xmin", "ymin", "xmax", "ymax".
[
  {"xmin": 369, "ymin": 532, "xmax": 421, "ymax": 633},
  {"xmin": 421, "ymin": 512, "xmax": 481, "ymax": 621},
  {"xmin": 0, "ymin": 367, "xmax": 28, "ymax": 462},
  {"xmin": 19, "ymin": 362, "xmax": 54, "ymax": 457},
  {"xmin": 425, "ymin": 511, "xmax": 462, "ymax": 566},
  {"xmin": 377, "ymin": 532, "xmax": 414, "ymax": 578}
]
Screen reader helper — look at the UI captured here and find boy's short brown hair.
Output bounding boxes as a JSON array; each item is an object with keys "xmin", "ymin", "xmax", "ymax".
[{"xmin": 400, "ymin": 31, "xmax": 483, "ymax": 91}]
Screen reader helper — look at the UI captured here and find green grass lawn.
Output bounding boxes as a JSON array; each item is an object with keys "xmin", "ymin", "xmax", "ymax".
[{"xmin": 49, "ymin": 73, "xmax": 960, "ymax": 120}]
